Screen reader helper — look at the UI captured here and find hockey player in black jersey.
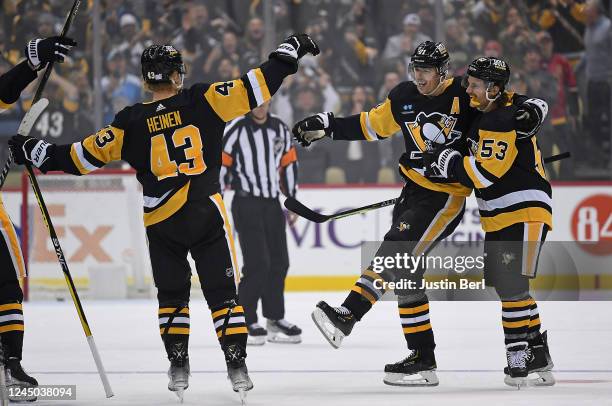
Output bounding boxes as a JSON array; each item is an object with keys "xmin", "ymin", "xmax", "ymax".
[
  {"xmin": 0, "ymin": 35, "xmax": 76, "ymax": 401},
  {"xmin": 9, "ymin": 35, "xmax": 319, "ymax": 401},
  {"xmin": 424, "ymin": 57, "xmax": 554, "ymax": 388},
  {"xmin": 293, "ymin": 41, "xmax": 548, "ymax": 387}
]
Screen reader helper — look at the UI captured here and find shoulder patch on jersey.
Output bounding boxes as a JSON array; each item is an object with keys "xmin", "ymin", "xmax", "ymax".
[
  {"xmin": 479, "ymin": 105, "xmax": 517, "ymax": 133},
  {"xmin": 388, "ymin": 81, "xmax": 417, "ymax": 102}
]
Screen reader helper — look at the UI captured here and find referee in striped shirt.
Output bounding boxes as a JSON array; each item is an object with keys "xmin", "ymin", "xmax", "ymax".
[{"xmin": 221, "ymin": 101, "xmax": 302, "ymax": 345}]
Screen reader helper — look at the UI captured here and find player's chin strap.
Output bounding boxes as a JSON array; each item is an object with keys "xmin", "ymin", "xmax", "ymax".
[
  {"xmin": 422, "ymin": 74, "xmax": 446, "ymax": 97},
  {"xmin": 171, "ymin": 73, "xmax": 184, "ymax": 91}
]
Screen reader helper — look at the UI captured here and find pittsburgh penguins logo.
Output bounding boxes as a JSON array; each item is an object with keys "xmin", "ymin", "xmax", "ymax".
[{"xmin": 405, "ymin": 112, "xmax": 461, "ymax": 152}]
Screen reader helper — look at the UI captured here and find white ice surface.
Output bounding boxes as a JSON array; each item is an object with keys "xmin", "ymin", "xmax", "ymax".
[{"xmin": 20, "ymin": 293, "xmax": 612, "ymax": 405}]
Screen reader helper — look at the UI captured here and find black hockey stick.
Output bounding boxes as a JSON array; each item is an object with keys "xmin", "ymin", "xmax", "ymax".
[
  {"xmin": 287, "ymin": 152, "xmax": 572, "ymax": 223},
  {"xmin": 1, "ymin": 1, "xmax": 113, "ymax": 398},
  {"xmin": 0, "ymin": 1, "xmax": 80, "ymax": 189},
  {"xmin": 543, "ymin": 151, "xmax": 570, "ymax": 164}
]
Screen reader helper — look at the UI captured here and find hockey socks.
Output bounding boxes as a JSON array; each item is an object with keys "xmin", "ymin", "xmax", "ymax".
[
  {"xmin": 342, "ymin": 267, "xmax": 387, "ymax": 320},
  {"xmin": 398, "ymin": 299, "xmax": 435, "ymax": 349}
]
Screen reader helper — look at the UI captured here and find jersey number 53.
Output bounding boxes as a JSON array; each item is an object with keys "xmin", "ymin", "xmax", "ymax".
[{"xmin": 150, "ymin": 125, "xmax": 206, "ymax": 180}]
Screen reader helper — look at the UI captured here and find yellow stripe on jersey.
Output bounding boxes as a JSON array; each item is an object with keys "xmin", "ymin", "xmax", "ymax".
[
  {"xmin": 210, "ymin": 193, "xmax": 240, "ymax": 287},
  {"xmin": 204, "ymin": 68, "xmax": 271, "ymax": 122},
  {"xmin": 358, "ymin": 99, "xmax": 401, "ymax": 141},
  {"xmin": 143, "ymin": 181, "xmax": 190, "ymax": 227},
  {"xmin": 70, "ymin": 126, "xmax": 125, "ymax": 174},
  {"xmin": 0, "ymin": 202, "xmax": 26, "ymax": 278},
  {"xmin": 0, "ymin": 99, "xmax": 13, "ymax": 111},
  {"xmin": 400, "ymin": 165, "xmax": 472, "ymax": 197},
  {"xmin": 413, "ymin": 195, "xmax": 465, "ymax": 256},
  {"xmin": 253, "ymin": 68, "xmax": 272, "ymax": 102},
  {"xmin": 480, "ymin": 207, "xmax": 553, "ymax": 232},
  {"xmin": 462, "ymin": 156, "xmax": 489, "ymax": 189},
  {"xmin": 476, "ymin": 129, "xmax": 518, "ymax": 179}
]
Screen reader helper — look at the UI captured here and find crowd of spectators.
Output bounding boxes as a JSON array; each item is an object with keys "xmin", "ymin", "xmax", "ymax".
[{"xmin": 1, "ymin": 0, "xmax": 611, "ymax": 182}]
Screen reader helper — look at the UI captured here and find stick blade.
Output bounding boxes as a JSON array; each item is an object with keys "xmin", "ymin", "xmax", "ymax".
[{"xmin": 284, "ymin": 197, "xmax": 328, "ymax": 223}]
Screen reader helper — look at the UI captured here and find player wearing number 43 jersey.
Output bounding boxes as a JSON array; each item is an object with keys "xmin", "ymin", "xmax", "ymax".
[{"xmin": 9, "ymin": 34, "xmax": 320, "ymax": 402}]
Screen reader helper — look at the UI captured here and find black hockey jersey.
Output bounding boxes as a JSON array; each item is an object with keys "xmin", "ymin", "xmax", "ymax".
[
  {"xmin": 331, "ymin": 77, "xmax": 476, "ymax": 196},
  {"xmin": 453, "ymin": 96, "xmax": 552, "ymax": 232},
  {"xmin": 49, "ymin": 59, "xmax": 294, "ymax": 226},
  {"xmin": 0, "ymin": 61, "xmax": 37, "ymax": 112}
]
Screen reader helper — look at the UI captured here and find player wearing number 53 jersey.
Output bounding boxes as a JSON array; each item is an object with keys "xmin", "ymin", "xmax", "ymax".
[
  {"xmin": 9, "ymin": 35, "xmax": 320, "ymax": 400},
  {"xmin": 424, "ymin": 57, "xmax": 554, "ymax": 388}
]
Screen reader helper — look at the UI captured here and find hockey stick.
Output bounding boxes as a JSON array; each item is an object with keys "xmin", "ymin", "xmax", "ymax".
[
  {"xmin": 2, "ymin": 1, "xmax": 113, "ymax": 398},
  {"xmin": 287, "ymin": 152, "xmax": 572, "ymax": 223},
  {"xmin": 0, "ymin": 0, "xmax": 80, "ymax": 189}
]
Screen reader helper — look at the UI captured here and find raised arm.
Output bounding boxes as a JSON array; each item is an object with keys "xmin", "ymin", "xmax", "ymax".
[{"xmin": 204, "ymin": 34, "xmax": 319, "ymax": 123}]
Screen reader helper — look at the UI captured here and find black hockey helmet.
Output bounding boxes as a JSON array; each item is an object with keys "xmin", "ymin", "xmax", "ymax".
[
  {"xmin": 410, "ymin": 41, "xmax": 450, "ymax": 76},
  {"xmin": 141, "ymin": 44, "xmax": 185, "ymax": 84},
  {"xmin": 463, "ymin": 56, "xmax": 511, "ymax": 90}
]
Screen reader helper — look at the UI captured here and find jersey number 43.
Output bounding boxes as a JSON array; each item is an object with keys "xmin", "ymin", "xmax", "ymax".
[{"xmin": 150, "ymin": 124, "xmax": 206, "ymax": 180}]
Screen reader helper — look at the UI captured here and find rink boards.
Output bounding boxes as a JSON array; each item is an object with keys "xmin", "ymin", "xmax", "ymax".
[{"xmin": 1, "ymin": 182, "xmax": 611, "ymax": 298}]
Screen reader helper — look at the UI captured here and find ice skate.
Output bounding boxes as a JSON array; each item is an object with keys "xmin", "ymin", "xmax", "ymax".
[
  {"xmin": 224, "ymin": 343, "xmax": 253, "ymax": 405},
  {"xmin": 266, "ymin": 319, "xmax": 302, "ymax": 344},
  {"xmin": 5, "ymin": 358, "xmax": 38, "ymax": 402},
  {"xmin": 504, "ymin": 342, "xmax": 530, "ymax": 389},
  {"xmin": 167, "ymin": 343, "xmax": 190, "ymax": 402},
  {"xmin": 504, "ymin": 331, "xmax": 555, "ymax": 387},
  {"xmin": 311, "ymin": 301, "xmax": 356, "ymax": 349},
  {"xmin": 247, "ymin": 323, "xmax": 267, "ymax": 346},
  {"xmin": 383, "ymin": 347, "xmax": 438, "ymax": 387}
]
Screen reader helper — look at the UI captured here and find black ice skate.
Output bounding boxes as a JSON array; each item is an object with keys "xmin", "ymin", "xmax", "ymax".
[
  {"xmin": 167, "ymin": 342, "xmax": 190, "ymax": 402},
  {"xmin": 223, "ymin": 343, "xmax": 253, "ymax": 405},
  {"xmin": 504, "ymin": 342, "xmax": 530, "ymax": 389},
  {"xmin": 383, "ymin": 347, "xmax": 439, "ymax": 386},
  {"xmin": 247, "ymin": 323, "xmax": 267, "ymax": 346},
  {"xmin": 266, "ymin": 319, "xmax": 302, "ymax": 344},
  {"xmin": 5, "ymin": 358, "xmax": 39, "ymax": 402},
  {"xmin": 504, "ymin": 331, "xmax": 555, "ymax": 388},
  {"xmin": 311, "ymin": 301, "xmax": 356, "ymax": 349}
]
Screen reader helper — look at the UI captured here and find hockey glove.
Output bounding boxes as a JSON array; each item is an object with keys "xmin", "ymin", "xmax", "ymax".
[
  {"xmin": 514, "ymin": 98, "xmax": 548, "ymax": 139},
  {"xmin": 270, "ymin": 34, "xmax": 320, "ymax": 70},
  {"xmin": 423, "ymin": 147, "xmax": 461, "ymax": 179},
  {"xmin": 8, "ymin": 135, "xmax": 55, "ymax": 173},
  {"xmin": 292, "ymin": 112, "xmax": 333, "ymax": 147},
  {"xmin": 25, "ymin": 36, "xmax": 77, "ymax": 71}
]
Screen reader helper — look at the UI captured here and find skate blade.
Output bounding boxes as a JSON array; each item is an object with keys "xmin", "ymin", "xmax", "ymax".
[
  {"xmin": 173, "ymin": 388, "xmax": 184, "ymax": 403},
  {"xmin": 238, "ymin": 388, "xmax": 247, "ymax": 405},
  {"xmin": 504, "ymin": 371, "xmax": 555, "ymax": 388},
  {"xmin": 247, "ymin": 335, "xmax": 267, "ymax": 346},
  {"xmin": 383, "ymin": 370, "xmax": 439, "ymax": 387},
  {"xmin": 267, "ymin": 332, "xmax": 302, "ymax": 344},
  {"xmin": 311, "ymin": 309, "xmax": 344, "ymax": 349}
]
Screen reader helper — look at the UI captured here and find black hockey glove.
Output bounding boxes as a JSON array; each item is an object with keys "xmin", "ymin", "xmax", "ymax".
[
  {"xmin": 514, "ymin": 98, "xmax": 548, "ymax": 140},
  {"xmin": 423, "ymin": 147, "xmax": 461, "ymax": 179},
  {"xmin": 8, "ymin": 135, "xmax": 55, "ymax": 173},
  {"xmin": 25, "ymin": 36, "xmax": 77, "ymax": 71},
  {"xmin": 292, "ymin": 112, "xmax": 333, "ymax": 147},
  {"xmin": 270, "ymin": 34, "xmax": 320, "ymax": 70}
]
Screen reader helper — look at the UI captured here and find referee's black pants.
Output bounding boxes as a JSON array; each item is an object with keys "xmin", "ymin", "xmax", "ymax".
[{"xmin": 232, "ymin": 195, "xmax": 289, "ymax": 326}]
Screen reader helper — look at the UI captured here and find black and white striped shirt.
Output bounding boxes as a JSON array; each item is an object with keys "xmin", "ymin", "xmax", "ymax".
[{"xmin": 221, "ymin": 114, "xmax": 298, "ymax": 198}]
